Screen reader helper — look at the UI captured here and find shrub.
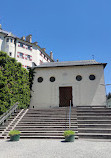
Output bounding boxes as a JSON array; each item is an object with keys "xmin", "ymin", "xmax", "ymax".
[
  {"xmin": 63, "ymin": 130, "xmax": 75, "ymax": 137},
  {"xmin": 9, "ymin": 130, "xmax": 21, "ymax": 136}
]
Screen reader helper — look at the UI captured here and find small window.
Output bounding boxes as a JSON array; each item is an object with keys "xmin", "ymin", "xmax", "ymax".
[
  {"xmin": 9, "ymin": 52, "xmax": 12, "ymax": 56},
  {"xmin": 76, "ymin": 75, "xmax": 82, "ymax": 81},
  {"xmin": 11, "ymin": 39, "xmax": 13, "ymax": 43},
  {"xmin": 50, "ymin": 77, "xmax": 55, "ymax": 82},
  {"xmin": 27, "ymin": 45, "xmax": 30, "ymax": 50},
  {"xmin": 20, "ymin": 43, "xmax": 23, "ymax": 47},
  {"xmin": 6, "ymin": 38, "xmax": 9, "ymax": 42},
  {"xmin": 89, "ymin": 75, "xmax": 96, "ymax": 80},
  {"xmin": 27, "ymin": 55, "xmax": 30, "ymax": 60},
  {"xmin": 38, "ymin": 77, "xmax": 43, "ymax": 83},
  {"xmin": 19, "ymin": 52, "xmax": 23, "ymax": 58}
]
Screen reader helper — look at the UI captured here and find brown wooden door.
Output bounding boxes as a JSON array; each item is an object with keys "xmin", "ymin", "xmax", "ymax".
[{"xmin": 59, "ymin": 87, "xmax": 73, "ymax": 107}]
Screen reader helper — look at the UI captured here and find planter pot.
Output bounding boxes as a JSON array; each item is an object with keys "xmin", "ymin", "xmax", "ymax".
[
  {"xmin": 65, "ymin": 135, "xmax": 75, "ymax": 142},
  {"xmin": 10, "ymin": 134, "xmax": 20, "ymax": 141}
]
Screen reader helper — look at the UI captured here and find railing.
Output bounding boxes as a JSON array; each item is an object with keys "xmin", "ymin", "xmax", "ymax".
[{"xmin": 0, "ymin": 102, "xmax": 19, "ymax": 125}]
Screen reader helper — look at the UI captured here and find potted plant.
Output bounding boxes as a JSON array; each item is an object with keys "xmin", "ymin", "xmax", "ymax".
[
  {"xmin": 9, "ymin": 130, "xmax": 21, "ymax": 141},
  {"xmin": 63, "ymin": 130, "xmax": 75, "ymax": 142}
]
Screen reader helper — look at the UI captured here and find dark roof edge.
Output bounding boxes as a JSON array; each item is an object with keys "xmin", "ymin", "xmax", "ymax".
[{"xmin": 32, "ymin": 63, "xmax": 107, "ymax": 69}]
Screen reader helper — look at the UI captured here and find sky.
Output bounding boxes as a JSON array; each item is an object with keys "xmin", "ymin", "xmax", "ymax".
[{"xmin": 0, "ymin": 0, "xmax": 111, "ymax": 93}]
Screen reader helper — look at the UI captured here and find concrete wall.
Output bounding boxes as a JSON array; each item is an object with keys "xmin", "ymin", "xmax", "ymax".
[{"xmin": 30, "ymin": 65, "xmax": 106, "ymax": 108}]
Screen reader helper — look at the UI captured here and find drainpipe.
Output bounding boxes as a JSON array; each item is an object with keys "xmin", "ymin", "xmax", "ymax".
[{"xmin": 14, "ymin": 38, "xmax": 17, "ymax": 58}]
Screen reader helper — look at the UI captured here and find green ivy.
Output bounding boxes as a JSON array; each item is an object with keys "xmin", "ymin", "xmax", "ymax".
[{"xmin": 0, "ymin": 51, "xmax": 30, "ymax": 114}]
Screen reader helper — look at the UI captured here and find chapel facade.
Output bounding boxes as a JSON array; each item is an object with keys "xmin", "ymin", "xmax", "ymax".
[{"xmin": 30, "ymin": 60, "xmax": 107, "ymax": 108}]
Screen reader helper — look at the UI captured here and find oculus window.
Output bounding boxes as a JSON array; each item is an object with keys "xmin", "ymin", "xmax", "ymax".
[
  {"xmin": 89, "ymin": 75, "xmax": 96, "ymax": 80},
  {"xmin": 76, "ymin": 75, "xmax": 82, "ymax": 81},
  {"xmin": 50, "ymin": 77, "xmax": 55, "ymax": 82},
  {"xmin": 38, "ymin": 77, "xmax": 43, "ymax": 83}
]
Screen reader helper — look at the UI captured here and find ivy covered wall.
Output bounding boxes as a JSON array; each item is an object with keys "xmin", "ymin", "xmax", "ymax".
[{"xmin": 0, "ymin": 51, "xmax": 30, "ymax": 114}]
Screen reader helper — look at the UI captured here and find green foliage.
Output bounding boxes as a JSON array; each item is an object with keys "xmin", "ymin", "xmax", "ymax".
[
  {"xmin": 63, "ymin": 130, "xmax": 75, "ymax": 137},
  {"xmin": 9, "ymin": 130, "xmax": 21, "ymax": 136},
  {"xmin": 28, "ymin": 67, "xmax": 36, "ymax": 91},
  {"xmin": 106, "ymin": 92, "xmax": 111, "ymax": 99},
  {"xmin": 0, "ymin": 51, "xmax": 30, "ymax": 114}
]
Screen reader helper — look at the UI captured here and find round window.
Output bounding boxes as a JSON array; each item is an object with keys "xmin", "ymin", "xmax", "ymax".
[
  {"xmin": 76, "ymin": 75, "xmax": 82, "ymax": 81},
  {"xmin": 50, "ymin": 77, "xmax": 55, "ymax": 82},
  {"xmin": 37, "ymin": 77, "xmax": 43, "ymax": 83},
  {"xmin": 89, "ymin": 75, "xmax": 96, "ymax": 80}
]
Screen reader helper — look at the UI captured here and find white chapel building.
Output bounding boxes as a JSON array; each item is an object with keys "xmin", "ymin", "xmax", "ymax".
[
  {"xmin": 0, "ymin": 24, "xmax": 54, "ymax": 69},
  {"xmin": 30, "ymin": 60, "xmax": 107, "ymax": 108}
]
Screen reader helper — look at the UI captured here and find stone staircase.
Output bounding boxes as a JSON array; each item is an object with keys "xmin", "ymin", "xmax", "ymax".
[
  {"xmin": 77, "ymin": 106, "xmax": 111, "ymax": 139},
  {"xmin": 1, "ymin": 106, "xmax": 111, "ymax": 139},
  {"xmin": 0, "ymin": 107, "xmax": 78, "ymax": 139},
  {"xmin": 0, "ymin": 109, "xmax": 28, "ymax": 139}
]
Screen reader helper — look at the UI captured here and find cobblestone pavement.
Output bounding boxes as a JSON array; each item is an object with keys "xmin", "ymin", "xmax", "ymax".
[{"xmin": 0, "ymin": 139, "xmax": 111, "ymax": 158}]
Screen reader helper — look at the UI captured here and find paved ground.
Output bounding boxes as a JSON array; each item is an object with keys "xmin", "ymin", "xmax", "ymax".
[{"xmin": 0, "ymin": 139, "xmax": 111, "ymax": 158}]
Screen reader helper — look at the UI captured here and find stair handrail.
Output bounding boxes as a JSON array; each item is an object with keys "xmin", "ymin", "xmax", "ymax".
[{"xmin": 0, "ymin": 102, "xmax": 19, "ymax": 125}]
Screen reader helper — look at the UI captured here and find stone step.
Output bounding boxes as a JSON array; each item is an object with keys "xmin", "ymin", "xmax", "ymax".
[
  {"xmin": 23, "ymin": 115, "xmax": 77, "ymax": 117},
  {"xmin": 77, "ymin": 109, "xmax": 111, "ymax": 112},
  {"xmin": 28, "ymin": 111, "xmax": 76, "ymax": 113},
  {"xmin": 77, "ymin": 113, "xmax": 111, "ymax": 116},
  {"xmin": 20, "ymin": 119, "xmax": 77, "ymax": 121},
  {"xmin": 2, "ymin": 132, "xmax": 78, "ymax": 137},
  {"xmin": 19, "ymin": 135, "xmax": 79, "ymax": 139},
  {"xmin": 26, "ymin": 112, "xmax": 76, "ymax": 114},
  {"xmin": 77, "ymin": 116, "xmax": 111, "ymax": 120},
  {"xmin": 19, "ymin": 121, "xmax": 77, "ymax": 124},
  {"xmin": 17, "ymin": 124, "xmax": 77, "ymax": 127},
  {"xmin": 20, "ymin": 118, "xmax": 77, "ymax": 123},
  {"xmin": 78, "ymin": 133, "xmax": 111, "ymax": 139},
  {"xmin": 77, "ymin": 108, "xmax": 111, "ymax": 111},
  {"xmin": 20, "ymin": 132, "xmax": 78, "ymax": 136},
  {"xmin": 78, "ymin": 124, "xmax": 111, "ymax": 128},
  {"xmin": 78, "ymin": 128, "xmax": 111, "ymax": 133},
  {"xmin": 0, "ymin": 135, "xmax": 79, "ymax": 139},
  {"xmin": 15, "ymin": 127, "xmax": 77, "ymax": 131},
  {"xmin": 78, "ymin": 120, "xmax": 111, "ymax": 124},
  {"xmin": 76, "ymin": 105, "xmax": 106, "ymax": 107},
  {"xmin": 16, "ymin": 125, "xmax": 78, "ymax": 128},
  {"xmin": 20, "ymin": 130, "xmax": 78, "ymax": 133}
]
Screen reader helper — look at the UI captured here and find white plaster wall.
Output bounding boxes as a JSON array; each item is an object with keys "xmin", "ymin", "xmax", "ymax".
[
  {"xmin": 16, "ymin": 41, "xmax": 33, "ymax": 68},
  {"xmin": 16, "ymin": 42, "xmax": 51, "ymax": 68},
  {"xmin": 32, "ymin": 47, "xmax": 40, "ymax": 65},
  {"xmin": 4, "ymin": 38, "xmax": 15, "ymax": 58},
  {"xmin": 32, "ymin": 47, "xmax": 50, "ymax": 66},
  {"xmin": 0, "ymin": 34, "xmax": 4, "ymax": 51},
  {"xmin": 30, "ymin": 65, "xmax": 106, "ymax": 108},
  {"xmin": 0, "ymin": 35, "xmax": 51, "ymax": 69}
]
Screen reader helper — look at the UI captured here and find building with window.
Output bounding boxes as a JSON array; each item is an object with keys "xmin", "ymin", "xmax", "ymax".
[
  {"xmin": 30, "ymin": 60, "xmax": 107, "ymax": 108},
  {"xmin": 0, "ymin": 24, "xmax": 54, "ymax": 69}
]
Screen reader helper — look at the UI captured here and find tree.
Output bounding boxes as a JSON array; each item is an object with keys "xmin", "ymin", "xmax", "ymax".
[
  {"xmin": 0, "ymin": 51, "xmax": 30, "ymax": 114},
  {"xmin": 106, "ymin": 92, "xmax": 111, "ymax": 99}
]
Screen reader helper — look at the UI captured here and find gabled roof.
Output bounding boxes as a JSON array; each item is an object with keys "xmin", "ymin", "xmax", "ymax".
[{"xmin": 34, "ymin": 60, "xmax": 107, "ymax": 68}]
